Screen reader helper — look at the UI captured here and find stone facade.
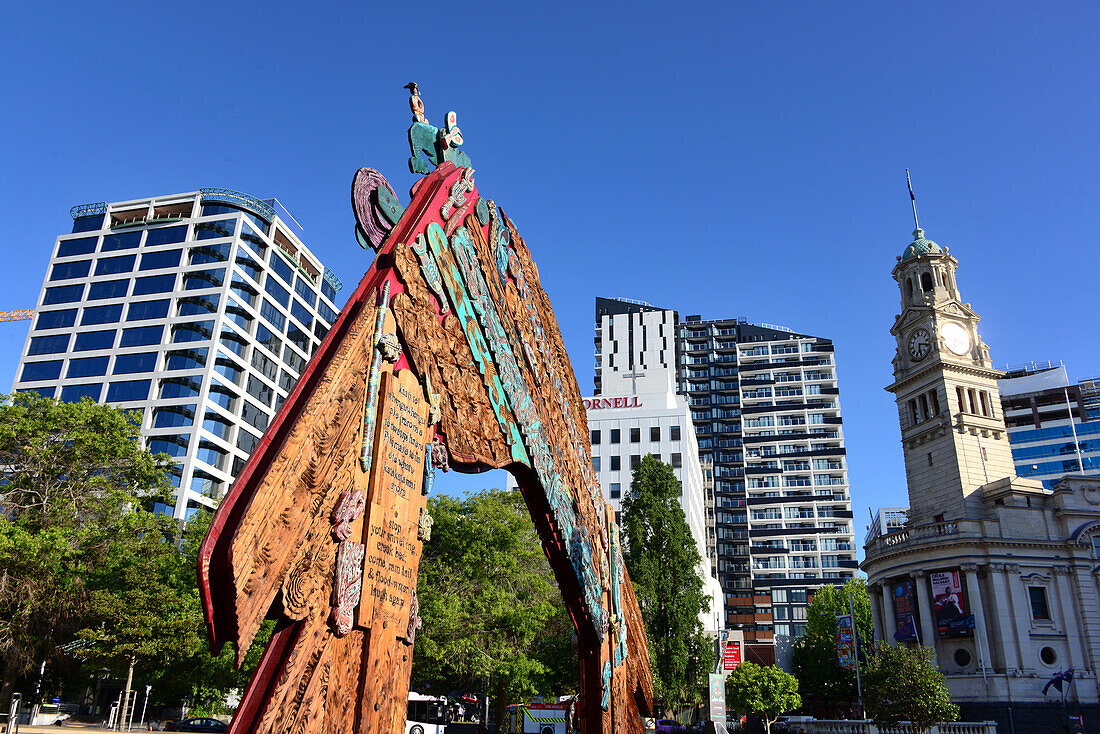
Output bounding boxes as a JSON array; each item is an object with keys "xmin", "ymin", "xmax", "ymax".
[{"xmin": 863, "ymin": 227, "xmax": 1100, "ymax": 733}]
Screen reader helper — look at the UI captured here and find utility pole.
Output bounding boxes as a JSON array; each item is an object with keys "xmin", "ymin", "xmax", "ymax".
[
  {"xmin": 848, "ymin": 592, "xmax": 865, "ymax": 720},
  {"xmin": 116, "ymin": 657, "xmax": 134, "ymax": 731}
]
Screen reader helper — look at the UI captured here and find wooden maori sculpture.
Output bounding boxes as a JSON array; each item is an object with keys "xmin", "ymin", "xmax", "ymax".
[{"xmin": 198, "ymin": 87, "xmax": 653, "ymax": 734}]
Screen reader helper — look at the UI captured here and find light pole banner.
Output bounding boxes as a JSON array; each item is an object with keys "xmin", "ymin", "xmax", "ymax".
[
  {"xmin": 708, "ymin": 674, "xmax": 726, "ymax": 729},
  {"xmin": 837, "ymin": 613, "xmax": 856, "ymax": 671}
]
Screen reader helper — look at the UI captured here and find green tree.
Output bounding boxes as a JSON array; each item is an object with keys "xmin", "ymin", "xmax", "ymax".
[
  {"xmin": 413, "ymin": 489, "xmax": 575, "ymax": 718},
  {"xmin": 863, "ymin": 644, "xmax": 958, "ymax": 733},
  {"xmin": 790, "ymin": 578, "xmax": 873, "ymax": 716},
  {"xmin": 620, "ymin": 455, "xmax": 714, "ymax": 715},
  {"xmin": 725, "ymin": 662, "xmax": 800, "ymax": 734},
  {"xmin": 0, "ymin": 394, "xmax": 172, "ymax": 706}
]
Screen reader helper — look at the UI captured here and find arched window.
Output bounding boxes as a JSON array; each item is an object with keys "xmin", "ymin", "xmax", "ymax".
[
  {"xmin": 921, "ymin": 272, "xmax": 934, "ymax": 291},
  {"xmin": 906, "ymin": 278, "xmax": 914, "ymax": 298}
]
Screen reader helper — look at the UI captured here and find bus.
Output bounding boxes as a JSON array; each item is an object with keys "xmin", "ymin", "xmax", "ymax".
[
  {"xmin": 407, "ymin": 692, "xmax": 449, "ymax": 734},
  {"xmin": 503, "ymin": 702, "xmax": 571, "ymax": 734}
]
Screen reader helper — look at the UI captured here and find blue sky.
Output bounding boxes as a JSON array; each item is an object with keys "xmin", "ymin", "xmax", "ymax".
[{"xmin": 1, "ymin": 2, "xmax": 1097, "ymax": 549}]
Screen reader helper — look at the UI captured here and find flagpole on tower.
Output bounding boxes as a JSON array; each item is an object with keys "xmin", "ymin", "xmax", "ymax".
[{"xmin": 907, "ymin": 169, "xmax": 921, "ymax": 231}]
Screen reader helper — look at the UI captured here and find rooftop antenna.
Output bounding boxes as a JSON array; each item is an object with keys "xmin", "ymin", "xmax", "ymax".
[{"xmin": 906, "ymin": 169, "xmax": 921, "ymax": 233}]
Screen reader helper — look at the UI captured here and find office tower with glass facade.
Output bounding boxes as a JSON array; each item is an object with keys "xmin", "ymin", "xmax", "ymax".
[
  {"xmin": 12, "ymin": 189, "xmax": 342, "ymax": 519},
  {"xmin": 592, "ymin": 297, "xmax": 857, "ymax": 666}
]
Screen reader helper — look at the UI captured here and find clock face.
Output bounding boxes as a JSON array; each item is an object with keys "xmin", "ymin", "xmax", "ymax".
[
  {"xmin": 942, "ymin": 322, "xmax": 971, "ymax": 355},
  {"xmin": 907, "ymin": 328, "xmax": 932, "ymax": 361}
]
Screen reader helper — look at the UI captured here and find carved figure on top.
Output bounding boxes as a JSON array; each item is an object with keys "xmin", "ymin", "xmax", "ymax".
[{"xmin": 405, "ymin": 82, "xmax": 473, "ymax": 175}]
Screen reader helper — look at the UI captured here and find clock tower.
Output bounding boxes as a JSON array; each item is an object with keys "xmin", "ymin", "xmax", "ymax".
[{"xmin": 886, "ymin": 225, "xmax": 1022, "ymax": 526}]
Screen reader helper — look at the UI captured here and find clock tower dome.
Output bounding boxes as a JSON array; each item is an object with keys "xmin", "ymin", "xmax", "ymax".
[{"xmin": 886, "ymin": 224, "xmax": 1022, "ymax": 526}]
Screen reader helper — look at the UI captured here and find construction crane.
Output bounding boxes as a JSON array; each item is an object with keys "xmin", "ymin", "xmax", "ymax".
[{"xmin": 0, "ymin": 310, "xmax": 33, "ymax": 323}]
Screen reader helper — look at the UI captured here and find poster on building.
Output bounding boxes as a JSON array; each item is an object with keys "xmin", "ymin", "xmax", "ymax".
[
  {"xmin": 931, "ymin": 570, "xmax": 973, "ymax": 637},
  {"xmin": 723, "ymin": 639, "xmax": 741, "ymax": 670},
  {"xmin": 708, "ymin": 674, "xmax": 727, "ymax": 730},
  {"xmin": 892, "ymin": 580, "xmax": 918, "ymax": 643},
  {"xmin": 836, "ymin": 614, "xmax": 856, "ymax": 671}
]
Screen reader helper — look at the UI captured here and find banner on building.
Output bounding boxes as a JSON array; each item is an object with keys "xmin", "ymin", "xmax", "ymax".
[
  {"xmin": 708, "ymin": 674, "xmax": 727, "ymax": 730},
  {"xmin": 836, "ymin": 614, "xmax": 856, "ymax": 671},
  {"xmin": 723, "ymin": 639, "xmax": 741, "ymax": 671},
  {"xmin": 892, "ymin": 580, "xmax": 918, "ymax": 643},
  {"xmin": 931, "ymin": 570, "xmax": 974, "ymax": 637}
]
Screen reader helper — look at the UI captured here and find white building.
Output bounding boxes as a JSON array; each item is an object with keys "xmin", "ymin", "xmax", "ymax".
[{"xmin": 12, "ymin": 189, "xmax": 342, "ymax": 519}]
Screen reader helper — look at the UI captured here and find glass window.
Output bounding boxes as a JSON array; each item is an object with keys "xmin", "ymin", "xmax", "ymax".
[
  {"xmin": 203, "ymin": 204, "xmax": 269, "ymax": 234},
  {"xmin": 56, "ymin": 237, "xmax": 97, "ymax": 257},
  {"xmin": 240, "ymin": 227, "xmax": 268, "ymax": 256},
  {"xmin": 251, "ymin": 350, "xmax": 277, "ymax": 381},
  {"xmin": 81, "ymin": 304, "xmax": 124, "ymax": 325},
  {"xmin": 19, "ymin": 386, "xmax": 55, "ymax": 399},
  {"xmin": 321, "ymin": 278, "xmax": 337, "ymax": 304},
  {"xmin": 139, "ymin": 249, "xmax": 182, "ymax": 271},
  {"xmin": 154, "ymin": 405, "xmax": 196, "ymax": 429},
  {"xmin": 236, "ymin": 252, "xmax": 263, "ymax": 282},
  {"xmin": 230, "ymin": 278, "xmax": 258, "ymax": 307},
  {"xmin": 67, "ymin": 356, "xmax": 109, "ymax": 378},
  {"xmin": 264, "ymin": 277, "xmax": 290, "ymax": 308},
  {"xmin": 610, "ymin": 483, "xmax": 621, "ymax": 499},
  {"xmin": 133, "ymin": 274, "xmax": 176, "ymax": 296},
  {"xmin": 42, "ymin": 284, "xmax": 85, "ymax": 305},
  {"xmin": 60, "ymin": 383, "xmax": 101, "ymax": 403},
  {"xmin": 202, "ymin": 412, "xmax": 234, "ymax": 441},
  {"xmin": 94, "ymin": 254, "xmax": 136, "ymax": 276},
  {"xmin": 225, "ymin": 297, "xmax": 252, "ymax": 330},
  {"xmin": 50, "ymin": 260, "xmax": 91, "ymax": 281},
  {"xmin": 317, "ymin": 301, "xmax": 337, "ymax": 324},
  {"xmin": 172, "ymin": 320, "xmax": 213, "ymax": 343},
  {"xmin": 208, "ymin": 379, "xmax": 238, "ymax": 411},
  {"xmin": 120, "ymin": 325, "xmax": 163, "ymax": 348},
  {"xmin": 106, "ymin": 379, "xmax": 151, "ymax": 403},
  {"xmin": 194, "ymin": 219, "xmax": 237, "ymax": 241},
  {"xmin": 71, "ymin": 215, "xmax": 103, "ymax": 233},
  {"xmin": 214, "ymin": 355, "xmax": 244, "ymax": 385},
  {"xmin": 28, "ymin": 334, "xmax": 70, "ymax": 355},
  {"xmin": 269, "ymin": 253, "xmax": 294, "ymax": 285},
  {"xmin": 148, "ymin": 435, "xmax": 190, "ymax": 457},
  {"xmin": 237, "ymin": 427, "xmax": 260, "ymax": 454},
  {"xmin": 591, "ymin": 430, "xmax": 601, "ymax": 445},
  {"xmin": 314, "ymin": 320, "xmax": 329, "ymax": 341},
  {"xmin": 178, "ymin": 294, "xmax": 220, "ymax": 317},
  {"xmin": 630, "ymin": 454, "xmax": 641, "ymax": 470},
  {"xmin": 630, "ymin": 428, "xmax": 640, "ymax": 443},
  {"xmin": 35, "ymin": 309, "xmax": 77, "ymax": 330},
  {"xmin": 100, "ymin": 232, "xmax": 141, "ymax": 251},
  {"xmin": 592, "ymin": 456, "xmax": 601, "ymax": 471},
  {"xmin": 294, "ymin": 277, "xmax": 317, "ymax": 307},
  {"xmin": 145, "ymin": 226, "xmax": 187, "ymax": 246},
  {"xmin": 20, "ymin": 360, "xmax": 63, "ymax": 382},
  {"xmin": 241, "ymin": 401, "xmax": 269, "ymax": 432},
  {"xmin": 260, "ymin": 298, "xmax": 286, "ymax": 330},
  {"xmin": 88, "ymin": 279, "xmax": 130, "ymax": 300},
  {"xmin": 126, "ymin": 300, "xmax": 170, "ymax": 322},
  {"xmin": 256, "ymin": 324, "xmax": 281, "ymax": 356},
  {"xmin": 220, "ymin": 328, "xmax": 249, "ymax": 357},
  {"xmin": 246, "ymin": 374, "xmax": 274, "ymax": 407},
  {"xmin": 1029, "ymin": 586, "xmax": 1050, "ymax": 620},
  {"xmin": 670, "ymin": 425, "xmax": 681, "ymax": 441},
  {"xmin": 113, "ymin": 352, "xmax": 158, "ymax": 374},
  {"xmin": 651, "ymin": 426, "xmax": 661, "ymax": 442},
  {"xmin": 160, "ymin": 377, "xmax": 201, "ymax": 399},
  {"xmin": 73, "ymin": 330, "xmax": 116, "ymax": 352},
  {"xmin": 183, "ymin": 268, "xmax": 225, "ymax": 291},
  {"xmin": 610, "ymin": 455, "xmax": 621, "ymax": 471},
  {"xmin": 286, "ymin": 324, "xmax": 310, "ymax": 354},
  {"xmin": 671, "ymin": 453, "xmax": 682, "ymax": 468},
  {"xmin": 190, "ymin": 243, "xmax": 231, "ymax": 265},
  {"xmin": 278, "ymin": 369, "xmax": 295, "ymax": 392},
  {"xmin": 283, "ymin": 345, "xmax": 306, "ymax": 374},
  {"xmin": 290, "ymin": 299, "xmax": 312, "ymax": 328},
  {"xmin": 164, "ymin": 348, "xmax": 208, "ymax": 371},
  {"xmin": 610, "ymin": 429, "xmax": 621, "ymax": 444}
]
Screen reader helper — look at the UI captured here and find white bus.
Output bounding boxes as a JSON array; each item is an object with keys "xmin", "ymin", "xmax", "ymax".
[{"xmin": 407, "ymin": 692, "xmax": 449, "ymax": 734}]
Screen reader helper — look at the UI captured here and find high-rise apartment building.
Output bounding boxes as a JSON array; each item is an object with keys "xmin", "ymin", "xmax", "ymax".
[
  {"xmin": 998, "ymin": 362, "xmax": 1100, "ymax": 488},
  {"xmin": 12, "ymin": 189, "xmax": 342, "ymax": 519},
  {"xmin": 593, "ymin": 297, "xmax": 857, "ymax": 666}
]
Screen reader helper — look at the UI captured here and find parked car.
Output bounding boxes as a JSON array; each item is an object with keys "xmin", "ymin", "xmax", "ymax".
[
  {"xmin": 655, "ymin": 719, "xmax": 687, "ymax": 734},
  {"xmin": 164, "ymin": 718, "xmax": 229, "ymax": 732}
]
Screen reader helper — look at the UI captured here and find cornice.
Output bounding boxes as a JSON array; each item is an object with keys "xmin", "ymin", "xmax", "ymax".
[{"xmin": 886, "ymin": 359, "xmax": 1005, "ymax": 394}]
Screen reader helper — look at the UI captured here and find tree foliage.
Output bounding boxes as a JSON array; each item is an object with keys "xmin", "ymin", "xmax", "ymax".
[
  {"xmin": 725, "ymin": 662, "xmax": 800, "ymax": 734},
  {"xmin": 863, "ymin": 644, "xmax": 958, "ymax": 733},
  {"xmin": 790, "ymin": 578, "xmax": 873, "ymax": 715},
  {"xmin": 413, "ymin": 489, "xmax": 575, "ymax": 710},
  {"xmin": 621, "ymin": 455, "xmax": 714, "ymax": 715}
]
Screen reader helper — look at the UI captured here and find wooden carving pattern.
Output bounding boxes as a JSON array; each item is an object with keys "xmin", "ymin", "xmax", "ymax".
[{"xmin": 200, "ymin": 160, "xmax": 651, "ymax": 734}]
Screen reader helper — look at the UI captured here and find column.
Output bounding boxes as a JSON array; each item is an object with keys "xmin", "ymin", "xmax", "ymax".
[
  {"xmin": 881, "ymin": 583, "xmax": 897, "ymax": 642},
  {"xmin": 912, "ymin": 571, "xmax": 937, "ymax": 658},
  {"xmin": 1005, "ymin": 563, "xmax": 1034, "ymax": 670},
  {"xmin": 988, "ymin": 563, "xmax": 1021, "ymax": 671},
  {"xmin": 962, "ymin": 564, "xmax": 993, "ymax": 672},
  {"xmin": 869, "ymin": 583, "xmax": 884, "ymax": 642},
  {"xmin": 1053, "ymin": 565, "xmax": 1084, "ymax": 671}
]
